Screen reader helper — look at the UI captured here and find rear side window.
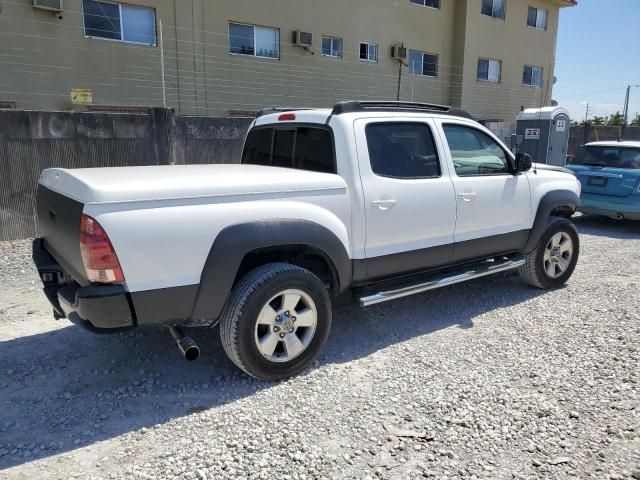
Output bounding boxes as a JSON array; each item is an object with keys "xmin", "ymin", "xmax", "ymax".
[
  {"xmin": 241, "ymin": 126, "xmax": 335, "ymax": 173},
  {"xmin": 365, "ymin": 123, "xmax": 441, "ymax": 179}
]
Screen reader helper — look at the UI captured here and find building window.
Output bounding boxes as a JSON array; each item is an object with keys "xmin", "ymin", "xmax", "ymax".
[
  {"xmin": 481, "ymin": 0, "xmax": 505, "ymax": 19},
  {"xmin": 322, "ymin": 36, "xmax": 343, "ymax": 58},
  {"xmin": 410, "ymin": 0, "xmax": 440, "ymax": 8},
  {"xmin": 477, "ymin": 58, "xmax": 502, "ymax": 82},
  {"xmin": 527, "ymin": 6, "xmax": 548, "ymax": 30},
  {"xmin": 523, "ymin": 65, "xmax": 544, "ymax": 86},
  {"xmin": 408, "ymin": 50, "xmax": 438, "ymax": 77},
  {"xmin": 229, "ymin": 22, "xmax": 280, "ymax": 59},
  {"xmin": 83, "ymin": 0, "xmax": 156, "ymax": 45},
  {"xmin": 360, "ymin": 42, "xmax": 378, "ymax": 62}
]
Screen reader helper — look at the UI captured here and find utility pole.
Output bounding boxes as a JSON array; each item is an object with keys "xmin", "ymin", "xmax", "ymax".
[
  {"xmin": 584, "ymin": 103, "xmax": 589, "ymax": 124},
  {"xmin": 622, "ymin": 84, "xmax": 639, "ymax": 140}
]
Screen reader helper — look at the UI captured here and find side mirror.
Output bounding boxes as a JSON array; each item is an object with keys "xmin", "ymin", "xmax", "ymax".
[{"xmin": 515, "ymin": 152, "xmax": 533, "ymax": 173}]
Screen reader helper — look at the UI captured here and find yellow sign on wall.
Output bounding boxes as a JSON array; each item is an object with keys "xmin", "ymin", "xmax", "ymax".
[{"xmin": 71, "ymin": 88, "xmax": 93, "ymax": 105}]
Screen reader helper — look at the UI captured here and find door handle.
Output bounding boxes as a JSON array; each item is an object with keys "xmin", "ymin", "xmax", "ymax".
[
  {"xmin": 458, "ymin": 192, "xmax": 478, "ymax": 202},
  {"xmin": 372, "ymin": 198, "xmax": 397, "ymax": 210}
]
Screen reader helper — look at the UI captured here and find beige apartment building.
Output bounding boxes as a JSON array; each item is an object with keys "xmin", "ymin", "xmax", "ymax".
[{"xmin": 0, "ymin": 0, "xmax": 575, "ymax": 121}]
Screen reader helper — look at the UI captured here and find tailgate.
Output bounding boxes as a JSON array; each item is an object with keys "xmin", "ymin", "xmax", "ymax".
[
  {"xmin": 574, "ymin": 167, "xmax": 640, "ymax": 197},
  {"xmin": 36, "ymin": 184, "xmax": 88, "ymax": 285}
]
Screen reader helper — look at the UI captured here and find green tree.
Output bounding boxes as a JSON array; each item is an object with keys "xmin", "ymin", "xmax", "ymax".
[
  {"xmin": 607, "ymin": 112, "xmax": 625, "ymax": 127},
  {"xmin": 592, "ymin": 116, "xmax": 605, "ymax": 126}
]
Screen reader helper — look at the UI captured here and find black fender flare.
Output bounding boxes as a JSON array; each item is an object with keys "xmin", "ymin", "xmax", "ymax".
[
  {"xmin": 521, "ymin": 190, "xmax": 581, "ymax": 254},
  {"xmin": 191, "ymin": 220, "xmax": 352, "ymax": 324}
]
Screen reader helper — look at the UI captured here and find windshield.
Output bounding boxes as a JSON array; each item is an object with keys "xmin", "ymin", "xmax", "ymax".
[{"xmin": 572, "ymin": 146, "xmax": 640, "ymax": 169}]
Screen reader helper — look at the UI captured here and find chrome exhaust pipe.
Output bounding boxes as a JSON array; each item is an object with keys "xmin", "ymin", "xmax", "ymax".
[
  {"xmin": 614, "ymin": 213, "xmax": 624, "ymax": 220},
  {"xmin": 169, "ymin": 327, "xmax": 200, "ymax": 361}
]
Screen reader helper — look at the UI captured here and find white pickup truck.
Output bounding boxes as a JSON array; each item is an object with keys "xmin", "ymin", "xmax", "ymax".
[{"xmin": 33, "ymin": 101, "xmax": 581, "ymax": 380}]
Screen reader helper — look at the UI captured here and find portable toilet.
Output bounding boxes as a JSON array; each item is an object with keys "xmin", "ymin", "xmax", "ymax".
[{"xmin": 515, "ymin": 107, "xmax": 571, "ymax": 166}]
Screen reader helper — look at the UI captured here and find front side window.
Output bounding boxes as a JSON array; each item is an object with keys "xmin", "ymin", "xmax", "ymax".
[
  {"xmin": 229, "ymin": 22, "xmax": 280, "ymax": 59},
  {"xmin": 527, "ymin": 6, "xmax": 548, "ymax": 30},
  {"xmin": 83, "ymin": 0, "xmax": 156, "ymax": 45},
  {"xmin": 241, "ymin": 127, "xmax": 335, "ymax": 173},
  {"xmin": 477, "ymin": 58, "xmax": 502, "ymax": 82},
  {"xmin": 523, "ymin": 65, "xmax": 543, "ymax": 86},
  {"xmin": 481, "ymin": 0, "xmax": 506, "ymax": 19},
  {"xmin": 408, "ymin": 50, "xmax": 438, "ymax": 77},
  {"xmin": 443, "ymin": 124, "xmax": 511, "ymax": 176},
  {"xmin": 360, "ymin": 42, "xmax": 378, "ymax": 62},
  {"xmin": 410, "ymin": 0, "xmax": 441, "ymax": 8},
  {"xmin": 365, "ymin": 123, "xmax": 441, "ymax": 179},
  {"xmin": 322, "ymin": 36, "xmax": 343, "ymax": 57}
]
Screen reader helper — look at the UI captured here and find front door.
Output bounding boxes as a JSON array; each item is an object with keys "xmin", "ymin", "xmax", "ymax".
[
  {"xmin": 438, "ymin": 121, "xmax": 531, "ymax": 262},
  {"xmin": 354, "ymin": 118, "xmax": 457, "ymax": 280}
]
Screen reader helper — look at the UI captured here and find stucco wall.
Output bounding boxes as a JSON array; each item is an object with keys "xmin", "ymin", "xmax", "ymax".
[{"xmin": 0, "ymin": 0, "xmax": 569, "ymax": 120}]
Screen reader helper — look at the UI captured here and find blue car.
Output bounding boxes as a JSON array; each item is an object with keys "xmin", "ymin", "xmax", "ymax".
[{"xmin": 567, "ymin": 141, "xmax": 640, "ymax": 221}]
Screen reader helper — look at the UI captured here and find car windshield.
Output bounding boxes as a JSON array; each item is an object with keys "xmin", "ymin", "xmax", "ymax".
[{"xmin": 572, "ymin": 146, "xmax": 640, "ymax": 169}]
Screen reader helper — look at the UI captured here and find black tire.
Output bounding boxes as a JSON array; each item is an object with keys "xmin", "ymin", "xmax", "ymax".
[
  {"xmin": 219, "ymin": 263, "xmax": 332, "ymax": 380},
  {"xmin": 518, "ymin": 218, "xmax": 580, "ymax": 289}
]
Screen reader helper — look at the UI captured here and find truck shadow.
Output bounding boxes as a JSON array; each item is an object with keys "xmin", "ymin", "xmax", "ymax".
[
  {"xmin": 0, "ymin": 273, "xmax": 543, "ymax": 470},
  {"xmin": 572, "ymin": 214, "xmax": 640, "ymax": 240}
]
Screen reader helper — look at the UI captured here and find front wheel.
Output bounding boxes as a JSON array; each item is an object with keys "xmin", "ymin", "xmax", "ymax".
[
  {"xmin": 518, "ymin": 218, "xmax": 580, "ymax": 289},
  {"xmin": 219, "ymin": 263, "xmax": 332, "ymax": 380}
]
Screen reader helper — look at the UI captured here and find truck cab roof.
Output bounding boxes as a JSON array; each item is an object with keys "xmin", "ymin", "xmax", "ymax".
[{"xmin": 253, "ymin": 101, "xmax": 476, "ymax": 127}]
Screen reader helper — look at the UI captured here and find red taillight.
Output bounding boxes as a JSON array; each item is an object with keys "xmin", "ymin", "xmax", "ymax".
[
  {"xmin": 278, "ymin": 113, "xmax": 296, "ymax": 121},
  {"xmin": 80, "ymin": 214, "xmax": 124, "ymax": 283}
]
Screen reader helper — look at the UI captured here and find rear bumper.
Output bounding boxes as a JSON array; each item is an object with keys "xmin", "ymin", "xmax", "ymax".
[
  {"xmin": 578, "ymin": 193, "xmax": 640, "ymax": 220},
  {"xmin": 33, "ymin": 239, "xmax": 136, "ymax": 332}
]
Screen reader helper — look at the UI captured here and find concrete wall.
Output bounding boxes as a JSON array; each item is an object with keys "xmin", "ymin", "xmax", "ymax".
[
  {"xmin": 0, "ymin": 109, "xmax": 251, "ymax": 241},
  {"xmin": 0, "ymin": 0, "xmax": 573, "ymax": 120}
]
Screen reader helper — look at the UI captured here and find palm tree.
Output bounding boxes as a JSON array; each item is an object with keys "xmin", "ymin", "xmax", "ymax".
[
  {"xmin": 607, "ymin": 112, "xmax": 625, "ymax": 127},
  {"xmin": 592, "ymin": 116, "xmax": 605, "ymax": 126}
]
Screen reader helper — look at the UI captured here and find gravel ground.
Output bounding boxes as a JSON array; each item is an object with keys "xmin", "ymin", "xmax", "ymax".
[{"xmin": 0, "ymin": 215, "xmax": 639, "ymax": 480}]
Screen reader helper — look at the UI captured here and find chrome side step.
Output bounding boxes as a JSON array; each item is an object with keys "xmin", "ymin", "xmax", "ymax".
[{"xmin": 359, "ymin": 256, "xmax": 526, "ymax": 307}]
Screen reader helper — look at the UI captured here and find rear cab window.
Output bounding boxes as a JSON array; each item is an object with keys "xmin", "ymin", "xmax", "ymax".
[{"xmin": 242, "ymin": 125, "xmax": 336, "ymax": 173}]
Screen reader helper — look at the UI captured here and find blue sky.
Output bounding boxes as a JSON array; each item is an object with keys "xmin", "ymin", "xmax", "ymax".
[{"xmin": 553, "ymin": 0, "xmax": 640, "ymax": 122}]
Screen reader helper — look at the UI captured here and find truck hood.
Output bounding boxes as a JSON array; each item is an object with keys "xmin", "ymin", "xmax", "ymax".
[
  {"xmin": 39, "ymin": 164, "xmax": 347, "ymax": 204},
  {"xmin": 532, "ymin": 163, "xmax": 576, "ymax": 176}
]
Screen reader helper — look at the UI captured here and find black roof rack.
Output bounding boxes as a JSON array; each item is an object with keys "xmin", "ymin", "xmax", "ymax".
[
  {"xmin": 255, "ymin": 101, "xmax": 475, "ymax": 121},
  {"xmin": 331, "ymin": 101, "xmax": 475, "ymax": 120}
]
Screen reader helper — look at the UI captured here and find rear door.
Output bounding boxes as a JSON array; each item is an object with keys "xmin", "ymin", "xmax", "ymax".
[
  {"xmin": 354, "ymin": 118, "xmax": 457, "ymax": 280},
  {"xmin": 571, "ymin": 146, "xmax": 640, "ymax": 197}
]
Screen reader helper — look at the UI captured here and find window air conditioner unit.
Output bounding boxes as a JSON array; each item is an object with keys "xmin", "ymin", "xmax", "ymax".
[
  {"xmin": 33, "ymin": 0, "xmax": 63, "ymax": 12},
  {"xmin": 292, "ymin": 31, "xmax": 313, "ymax": 48},
  {"xmin": 391, "ymin": 45, "xmax": 407, "ymax": 59}
]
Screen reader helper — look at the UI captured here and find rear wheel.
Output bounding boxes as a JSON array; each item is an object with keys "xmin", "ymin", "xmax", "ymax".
[
  {"xmin": 518, "ymin": 218, "xmax": 580, "ymax": 289},
  {"xmin": 219, "ymin": 263, "xmax": 331, "ymax": 380}
]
